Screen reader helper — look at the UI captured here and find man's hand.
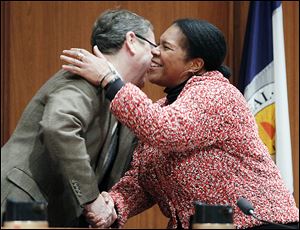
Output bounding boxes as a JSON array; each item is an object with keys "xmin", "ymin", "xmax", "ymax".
[{"xmin": 84, "ymin": 192, "xmax": 117, "ymax": 228}]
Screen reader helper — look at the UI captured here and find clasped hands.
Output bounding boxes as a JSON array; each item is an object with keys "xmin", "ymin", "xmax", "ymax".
[{"xmin": 84, "ymin": 192, "xmax": 117, "ymax": 228}]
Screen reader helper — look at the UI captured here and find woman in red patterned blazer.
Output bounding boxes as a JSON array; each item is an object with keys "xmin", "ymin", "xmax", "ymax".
[{"xmin": 61, "ymin": 19, "xmax": 299, "ymax": 229}]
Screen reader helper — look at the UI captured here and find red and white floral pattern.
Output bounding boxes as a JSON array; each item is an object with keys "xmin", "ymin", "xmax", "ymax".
[{"xmin": 109, "ymin": 71, "xmax": 299, "ymax": 229}]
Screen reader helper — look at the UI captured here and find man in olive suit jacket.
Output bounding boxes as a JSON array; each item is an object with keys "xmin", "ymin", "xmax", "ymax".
[{"xmin": 1, "ymin": 9, "xmax": 155, "ymax": 227}]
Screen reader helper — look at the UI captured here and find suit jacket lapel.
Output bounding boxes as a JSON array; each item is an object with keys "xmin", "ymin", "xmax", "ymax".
[
  {"xmin": 95, "ymin": 114, "xmax": 118, "ymax": 184},
  {"xmin": 104, "ymin": 125, "xmax": 136, "ymax": 190}
]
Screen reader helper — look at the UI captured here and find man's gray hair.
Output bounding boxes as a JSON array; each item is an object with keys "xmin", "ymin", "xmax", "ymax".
[{"xmin": 91, "ymin": 9, "xmax": 153, "ymax": 54}]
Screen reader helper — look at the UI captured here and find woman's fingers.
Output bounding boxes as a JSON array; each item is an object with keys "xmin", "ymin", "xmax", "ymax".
[
  {"xmin": 60, "ymin": 47, "xmax": 111, "ymax": 86},
  {"xmin": 60, "ymin": 54, "xmax": 84, "ymax": 67},
  {"xmin": 69, "ymin": 48, "xmax": 92, "ymax": 57},
  {"xmin": 62, "ymin": 64, "xmax": 82, "ymax": 74},
  {"xmin": 93, "ymin": 45, "xmax": 105, "ymax": 58},
  {"xmin": 63, "ymin": 49, "xmax": 81, "ymax": 58},
  {"xmin": 61, "ymin": 49, "xmax": 89, "ymax": 63}
]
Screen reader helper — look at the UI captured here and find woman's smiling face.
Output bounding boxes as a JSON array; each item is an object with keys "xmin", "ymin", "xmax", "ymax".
[{"xmin": 147, "ymin": 24, "xmax": 193, "ymax": 88}]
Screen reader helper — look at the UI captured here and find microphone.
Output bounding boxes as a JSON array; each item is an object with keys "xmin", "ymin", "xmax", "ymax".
[{"xmin": 237, "ymin": 197, "xmax": 296, "ymax": 229}]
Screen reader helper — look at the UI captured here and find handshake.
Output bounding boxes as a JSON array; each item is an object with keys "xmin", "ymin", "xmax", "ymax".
[{"xmin": 84, "ymin": 191, "xmax": 117, "ymax": 228}]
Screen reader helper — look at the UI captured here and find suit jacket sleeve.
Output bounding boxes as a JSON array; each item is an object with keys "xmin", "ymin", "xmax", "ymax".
[{"xmin": 40, "ymin": 84, "xmax": 99, "ymax": 206}]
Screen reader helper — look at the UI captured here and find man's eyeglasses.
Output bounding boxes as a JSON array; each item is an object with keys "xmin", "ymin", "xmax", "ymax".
[{"xmin": 135, "ymin": 34, "xmax": 157, "ymax": 48}]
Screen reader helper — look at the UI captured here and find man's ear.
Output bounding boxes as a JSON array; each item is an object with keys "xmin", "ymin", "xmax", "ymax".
[{"xmin": 124, "ymin": 31, "xmax": 137, "ymax": 55}]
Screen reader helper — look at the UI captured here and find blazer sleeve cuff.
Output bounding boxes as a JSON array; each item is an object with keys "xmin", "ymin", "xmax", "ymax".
[
  {"xmin": 69, "ymin": 179, "xmax": 99, "ymax": 207},
  {"xmin": 109, "ymin": 191, "xmax": 129, "ymax": 228}
]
